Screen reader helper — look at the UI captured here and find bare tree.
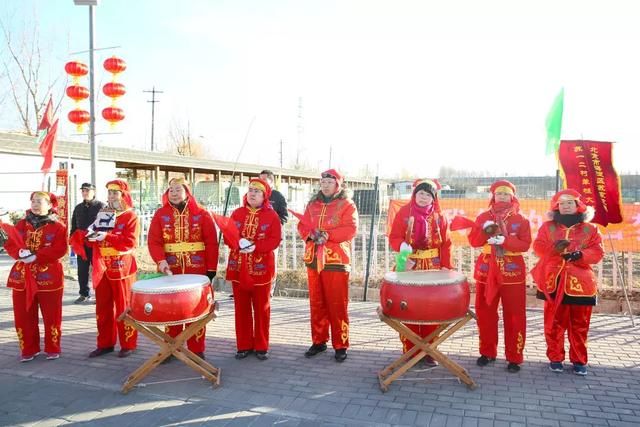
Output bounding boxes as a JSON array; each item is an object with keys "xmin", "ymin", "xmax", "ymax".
[
  {"xmin": 0, "ymin": 9, "xmax": 65, "ymax": 135},
  {"xmin": 167, "ymin": 118, "xmax": 209, "ymax": 158}
]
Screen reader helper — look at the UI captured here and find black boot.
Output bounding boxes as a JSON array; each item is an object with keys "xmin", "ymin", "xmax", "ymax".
[
  {"xmin": 334, "ymin": 348, "xmax": 347, "ymax": 362},
  {"xmin": 304, "ymin": 343, "xmax": 327, "ymax": 358},
  {"xmin": 476, "ymin": 355, "xmax": 496, "ymax": 366}
]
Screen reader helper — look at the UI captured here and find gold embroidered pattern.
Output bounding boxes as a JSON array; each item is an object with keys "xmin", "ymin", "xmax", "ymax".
[
  {"xmin": 516, "ymin": 331, "xmax": 524, "ymax": 354},
  {"xmin": 568, "ymin": 275, "xmax": 583, "ymax": 292},
  {"xmin": 51, "ymin": 326, "xmax": 59, "ymax": 344},
  {"xmin": 16, "ymin": 328, "xmax": 24, "ymax": 351},
  {"xmin": 124, "ymin": 324, "xmax": 135, "ymax": 341},
  {"xmin": 340, "ymin": 320, "xmax": 349, "ymax": 344}
]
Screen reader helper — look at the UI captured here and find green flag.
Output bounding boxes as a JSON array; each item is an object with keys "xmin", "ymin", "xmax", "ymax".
[{"xmin": 545, "ymin": 88, "xmax": 564, "ymax": 156}]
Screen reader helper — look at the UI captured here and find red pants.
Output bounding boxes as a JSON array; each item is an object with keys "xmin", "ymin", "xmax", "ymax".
[
  {"xmin": 12, "ymin": 289, "xmax": 63, "ymax": 357},
  {"xmin": 307, "ymin": 269, "xmax": 350, "ymax": 350},
  {"xmin": 544, "ymin": 302, "xmax": 592, "ymax": 365},
  {"xmin": 233, "ymin": 282, "xmax": 271, "ymax": 351},
  {"xmin": 95, "ymin": 275, "xmax": 137, "ymax": 350},
  {"xmin": 400, "ymin": 324, "xmax": 438, "ymax": 353},
  {"xmin": 475, "ymin": 282, "xmax": 526, "ymax": 364},
  {"xmin": 166, "ymin": 324, "xmax": 206, "ymax": 353}
]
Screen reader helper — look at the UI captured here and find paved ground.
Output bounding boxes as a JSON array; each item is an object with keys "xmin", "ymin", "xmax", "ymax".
[{"xmin": 1, "ymin": 254, "xmax": 639, "ymax": 426}]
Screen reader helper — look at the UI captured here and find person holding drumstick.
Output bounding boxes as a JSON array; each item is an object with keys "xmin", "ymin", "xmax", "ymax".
[
  {"xmin": 87, "ymin": 180, "xmax": 139, "ymax": 358},
  {"xmin": 5, "ymin": 192, "xmax": 67, "ymax": 362},
  {"xmin": 468, "ymin": 180, "xmax": 531, "ymax": 373},
  {"xmin": 225, "ymin": 178, "xmax": 281, "ymax": 361},
  {"xmin": 531, "ymin": 189, "xmax": 603, "ymax": 376},
  {"xmin": 389, "ymin": 178, "xmax": 452, "ymax": 367},
  {"xmin": 148, "ymin": 177, "xmax": 219, "ymax": 360}
]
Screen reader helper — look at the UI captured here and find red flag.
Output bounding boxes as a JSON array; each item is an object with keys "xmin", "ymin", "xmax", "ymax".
[
  {"xmin": 211, "ymin": 213, "xmax": 240, "ymax": 250},
  {"xmin": 450, "ymin": 215, "xmax": 477, "ymax": 231},
  {"xmin": 38, "ymin": 97, "xmax": 53, "ymax": 131},
  {"xmin": 0, "ymin": 223, "xmax": 26, "ymax": 248},
  {"xmin": 288, "ymin": 208, "xmax": 325, "ymax": 272},
  {"xmin": 39, "ymin": 119, "xmax": 59, "ymax": 173},
  {"xmin": 558, "ymin": 140, "xmax": 623, "ymax": 226},
  {"xmin": 69, "ymin": 230, "xmax": 88, "ymax": 260}
]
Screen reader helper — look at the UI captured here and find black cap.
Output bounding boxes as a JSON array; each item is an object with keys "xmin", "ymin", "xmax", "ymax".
[{"xmin": 80, "ymin": 183, "xmax": 96, "ymax": 190}]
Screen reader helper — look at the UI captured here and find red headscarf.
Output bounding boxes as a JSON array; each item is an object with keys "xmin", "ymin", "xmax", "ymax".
[
  {"xmin": 243, "ymin": 178, "xmax": 272, "ymax": 208},
  {"xmin": 106, "ymin": 179, "xmax": 133, "ymax": 209},
  {"xmin": 489, "ymin": 180, "xmax": 519, "ymax": 235},
  {"xmin": 550, "ymin": 189, "xmax": 587, "ymax": 213},
  {"xmin": 161, "ymin": 177, "xmax": 202, "ymax": 211},
  {"xmin": 321, "ymin": 169, "xmax": 344, "ymax": 194}
]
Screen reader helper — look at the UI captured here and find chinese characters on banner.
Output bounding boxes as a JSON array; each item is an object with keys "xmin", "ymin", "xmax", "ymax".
[
  {"xmin": 55, "ymin": 169, "xmax": 69, "ymax": 232},
  {"xmin": 558, "ymin": 140, "xmax": 623, "ymax": 226}
]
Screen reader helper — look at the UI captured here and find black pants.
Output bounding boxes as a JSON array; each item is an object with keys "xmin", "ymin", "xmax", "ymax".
[{"xmin": 77, "ymin": 246, "xmax": 93, "ymax": 297}]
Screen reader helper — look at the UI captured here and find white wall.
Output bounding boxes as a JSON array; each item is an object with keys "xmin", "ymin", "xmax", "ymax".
[{"xmin": 0, "ymin": 153, "xmax": 116, "ymax": 211}]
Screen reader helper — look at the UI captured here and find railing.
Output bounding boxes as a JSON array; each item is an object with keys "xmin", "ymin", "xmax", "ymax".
[{"xmin": 135, "ymin": 209, "xmax": 639, "ymax": 294}]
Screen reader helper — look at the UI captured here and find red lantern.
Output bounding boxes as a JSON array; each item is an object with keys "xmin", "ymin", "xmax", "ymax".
[
  {"xmin": 66, "ymin": 85, "xmax": 90, "ymax": 101},
  {"xmin": 64, "ymin": 61, "xmax": 88, "ymax": 77},
  {"xmin": 102, "ymin": 82, "xmax": 126, "ymax": 98},
  {"xmin": 68, "ymin": 109, "xmax": 90, "ymax": 132},
  {"xmin": 102, "ymin": 107, "xmax": 125, "ymax": 124},
  {"xmin": 103, "ymin": 56, "xmax": 126, "ymax": 74}
]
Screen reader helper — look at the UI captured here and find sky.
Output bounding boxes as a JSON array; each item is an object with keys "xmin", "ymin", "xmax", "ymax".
[{"xmin": 1, "ymin": 0, "xmax": 640, "ymax": 178}]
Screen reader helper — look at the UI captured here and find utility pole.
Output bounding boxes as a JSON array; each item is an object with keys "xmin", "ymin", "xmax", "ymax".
[
  {"xmin": 329, "ymin": 145, "xmax": 332, "ymax": 168},
  {"xmin": 279, "ymin": 139, "xmax": 284, "ymax": 168},
  {"xmin": 143, "ymin": 87, "xmax": 163, "ymax": 152}
]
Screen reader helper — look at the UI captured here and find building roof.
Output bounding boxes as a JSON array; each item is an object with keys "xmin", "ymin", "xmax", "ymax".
[{"xmin": 0, "ymin": 131, "xmax": 374, "ymax": 183}]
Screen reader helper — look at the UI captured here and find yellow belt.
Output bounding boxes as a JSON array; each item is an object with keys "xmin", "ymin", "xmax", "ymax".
[
  {"xmin": 99, "ymin": 247, "xmax": 132, "ymax": 257},
  {"xmin": 163, "ymin": 242, "xmax": 206, "ymax": 253},
  {"xmin": 409, "ymin": 248, "xmax": 439, "ymax": 259},
  {"xmin": 481, "ymin": 245, "xmax": 521, "ymax": 256}
]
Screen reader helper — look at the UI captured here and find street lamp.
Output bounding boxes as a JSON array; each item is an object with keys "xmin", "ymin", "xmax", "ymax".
[{"xmin": 73, "ymin": 0, "xmax": 99, "ymax": 186}]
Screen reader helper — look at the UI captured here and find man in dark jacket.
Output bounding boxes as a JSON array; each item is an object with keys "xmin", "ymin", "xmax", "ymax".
[
  {"xmin": 70, "ymin": 183, "xmax": 106, "ymax": 303},
  {"xmin": 259, "ymin": 170, "xmax": 288, "ymax": 225}
]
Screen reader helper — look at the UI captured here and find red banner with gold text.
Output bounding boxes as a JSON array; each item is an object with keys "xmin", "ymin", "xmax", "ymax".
[{"xmin": 558, "ymin": 140, "xmax": 623, "ymax": 226}]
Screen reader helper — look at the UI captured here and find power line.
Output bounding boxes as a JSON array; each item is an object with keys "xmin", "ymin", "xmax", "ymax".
[{"xmin": 143, "ymin": 87, "xmax": 163, "ymax": 152}]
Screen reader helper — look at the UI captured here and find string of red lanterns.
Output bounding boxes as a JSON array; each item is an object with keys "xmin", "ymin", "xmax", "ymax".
[
  {"xmin": 64, "ymin": 61, "xmax": 90, "ymax": 132},
  {"xmin": 102, "ymin": 56, "xmax": 126, "ymax": 127}
]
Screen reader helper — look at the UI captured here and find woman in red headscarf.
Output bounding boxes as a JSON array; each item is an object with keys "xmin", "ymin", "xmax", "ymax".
[
  {"xmin": 147, "ymin": 177, "xmax": 219, "ymax": 359},
  {"xmin": 467, "ymin": 180, "xmax": 531, "ymax": 373},
  {"xmin": 5, "ymin": 192, "xmax": 67, "ymax": 362},
  {"xmin": 225, "ymin": 178, "xmax": 281, "ymax": 361},
  {"xmin": 388, "ymin": 179, "xmax": 452, "ymax": 366},
  {"xmin": 87, "ymin": 179, "xmax": 139, "ymax": 358},
  {"xmin": 298, "ymin": 169, "xmax": 358, "ymax": 362},
  {"xmin": 532, "ymin": 189, "xmax": 603, "ymax": 376}
]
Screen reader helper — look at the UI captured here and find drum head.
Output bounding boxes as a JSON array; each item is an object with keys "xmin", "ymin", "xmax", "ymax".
[
  {"xmin": 132, "ymin": 274, "xmax": 210, "ymax": 293},
  {"xmin": 384, "ymin": 270, "xmax": 466, "ymax": 285}
]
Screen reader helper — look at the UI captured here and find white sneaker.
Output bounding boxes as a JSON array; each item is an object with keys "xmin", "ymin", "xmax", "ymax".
[{"xmin": 46, "ymin": 353, "xmax": 60, "ymax": 360}]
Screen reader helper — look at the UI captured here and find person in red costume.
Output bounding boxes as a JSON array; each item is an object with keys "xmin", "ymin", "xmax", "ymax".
[
  {"xmin": 5, "ymin": 192, "xmax": 67, "ymax": 362},
  {"xmin": 532, "ymin": 189, "xmax": 603, "ymax": 376},
  {"xmin": 225, "ymin": 178, "xmax": 281, "ymax": 361},
  {"xmin": 467, "ymin": 180, "xmax": 531, "ymax": 373},
  {"xmin": 147, "ymin": 177, "xmax": 219, "ymax": 360},
  {"xmin": 388, "ymin": 178, "xmax": 452, "ymax": 367},
  {"xmin": 87, "ymin": 180, "xmax": 139, "ymax": 358},
  {"xmin": 298, "ymin": 169, "xmax": 358, "ymax": 362}
]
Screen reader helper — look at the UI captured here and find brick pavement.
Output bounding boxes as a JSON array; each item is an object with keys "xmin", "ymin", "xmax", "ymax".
[{"xmin": 1, "ymin": 262, "xmax": 639, "ymax": 426}]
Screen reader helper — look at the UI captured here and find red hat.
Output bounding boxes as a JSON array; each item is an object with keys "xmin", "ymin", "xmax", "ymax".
[
  {"xmin": 488, "ymin": 179, "xmax": 519, "ymax": 209},
  {"xmin": 30, "ymin": 191, "xmax": 58, "ymax": 213},
  {"xmin": 321, "ymin": 169, "xmax": 344, "ymax": 189},
  {"xmin": 248, "ymin": 177, "xmax": 272, "ymax": 199},
  {"xmin": 550, "ymin": 189, "xmax": 587, "ymax": 213},
  {"xmin": 106, "ymin": 179, "xmax": 133, "ymax": 209}
]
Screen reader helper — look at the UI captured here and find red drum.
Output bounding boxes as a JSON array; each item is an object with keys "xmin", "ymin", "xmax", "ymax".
[
  {"xmin": 130, "ymin": 274, "xmax": 213, "ymax": 326},
  {"xmin": 380, "ymin": 270, "xmax": 469, "ymax": 324}
]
